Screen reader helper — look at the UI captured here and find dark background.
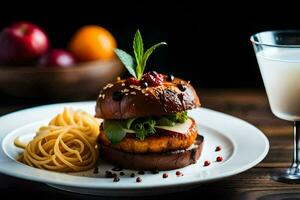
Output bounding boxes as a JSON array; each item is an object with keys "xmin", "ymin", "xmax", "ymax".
[{"xmin": 1, "ymin": 1, "xmax": 299, "ymax": 89}]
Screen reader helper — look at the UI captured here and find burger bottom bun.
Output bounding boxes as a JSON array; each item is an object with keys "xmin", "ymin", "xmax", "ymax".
[{"xmin": 99, "ymin": 135, "xmax": 204, "ymax": 171}]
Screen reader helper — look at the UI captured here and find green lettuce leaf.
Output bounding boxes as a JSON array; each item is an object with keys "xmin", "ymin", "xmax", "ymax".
[
  {"xmin": 102, "ymin": 111, "xmax": 188, "ymax": 144},
  {"xmin": 103, "ymin": 120, "xmax": 127, "ymax": 144}
]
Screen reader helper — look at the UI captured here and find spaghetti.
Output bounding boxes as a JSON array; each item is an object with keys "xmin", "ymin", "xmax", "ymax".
[{"xmin": 15, "ymin": 108, "xmax": 100, "ymax": 172}]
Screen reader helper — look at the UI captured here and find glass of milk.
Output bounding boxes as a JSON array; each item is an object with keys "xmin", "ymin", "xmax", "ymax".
[{"xmin": 251, "ymin": 30, "xmax": 300, "ymax": 183}]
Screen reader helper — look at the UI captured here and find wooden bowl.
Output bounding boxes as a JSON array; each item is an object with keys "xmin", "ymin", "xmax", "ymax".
[{"xmin": 0, "ymin": 58, "xmax": 124, "ymax": 100}]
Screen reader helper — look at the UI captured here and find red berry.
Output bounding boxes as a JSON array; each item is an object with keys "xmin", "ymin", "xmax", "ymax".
[
  {"xmin": 175, "ymin": 171, "xmax": 182, "ymax": 176},
  {"xmin": 142, "ymin": 71, "xmax": 163, "ymax": 86},
  {"xmin": 215, "ymin": 146, "xmax": 221, "ymax": 151},
  {"xmin": 216, "ymin": 156, "xmax": 223, "ymax": 162},
  {"xmin": 162, "ymin": 173, "xmax": 168, "ymax": 178},
  {"xmin": 204, "ymin": 160, "xmax": 211, "ymax": 167},
  {"xmin": 126, "ymin": 77, "xmax": 140, "ymax": 85},
  {"xmin": 136, "ymin": 177, "xmax": 142, "ymax": 183}
]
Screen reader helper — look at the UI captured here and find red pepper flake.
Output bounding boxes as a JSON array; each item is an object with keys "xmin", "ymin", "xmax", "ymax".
[
  {"xmin": 204, "ymin": 160, "xmax": 211, "ymax": 167},
  {"xmin": 216, "ymin": 156, "xmax": 223, "ymax": 162},
  {"xmin": 136, "ymin": 177, "xmax": 142, "ymax": 183},
  {"xmin": 163, "ymin": 173, "xmax": 168, "ymax": 178},
  {"xmin": 215, "ymin": 146, "xmax": 221, "ymax": 151}
]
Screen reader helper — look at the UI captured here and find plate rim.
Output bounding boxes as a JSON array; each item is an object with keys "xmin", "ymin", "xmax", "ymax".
[{"xmin": 0, "ymin": 101, "xmax": 269, "ymax": 189}]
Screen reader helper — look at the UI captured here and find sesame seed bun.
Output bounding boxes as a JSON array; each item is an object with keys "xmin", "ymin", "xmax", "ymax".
[{"xmin": 95, "ymin": 75, "xmax": 200, "ymax": 119}]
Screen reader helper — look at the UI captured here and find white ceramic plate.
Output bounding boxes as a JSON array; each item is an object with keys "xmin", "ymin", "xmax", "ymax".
[{"xmin": 0, "ymin": 102, "xmax": 269, "ymax": 196}]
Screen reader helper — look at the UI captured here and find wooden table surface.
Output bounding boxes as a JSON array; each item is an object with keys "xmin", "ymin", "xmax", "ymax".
[{"xmin": 0, "ymin": 89, "xmax": 298, "ymax": 200}]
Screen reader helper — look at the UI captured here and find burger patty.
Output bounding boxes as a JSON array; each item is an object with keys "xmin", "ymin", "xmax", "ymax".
[{"xmin": 98, "ymin": 118, "xmax": 198, "ymax": 153}]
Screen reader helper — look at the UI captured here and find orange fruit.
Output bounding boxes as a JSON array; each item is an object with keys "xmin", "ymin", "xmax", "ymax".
[{"xmin": 68, "ymin": 25, "xmax": 117, "ymax": 61}]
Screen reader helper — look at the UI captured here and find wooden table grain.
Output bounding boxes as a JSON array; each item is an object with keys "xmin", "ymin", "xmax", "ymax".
[{"xmin": 0, "ymin": 89, "xmax": 298, "ymax": 200}]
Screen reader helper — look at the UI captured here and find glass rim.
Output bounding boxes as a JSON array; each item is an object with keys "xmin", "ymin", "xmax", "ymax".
[{"xmin": 250, "ymin": 30, "xmax": 300, "ymax": 48}]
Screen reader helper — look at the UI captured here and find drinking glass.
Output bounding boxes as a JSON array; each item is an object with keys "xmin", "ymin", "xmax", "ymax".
[{"xmin": 251, "ymin": 30, "xmax": 300, "ymax": 183}]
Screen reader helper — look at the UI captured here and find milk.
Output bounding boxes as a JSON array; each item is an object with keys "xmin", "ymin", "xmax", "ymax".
[{"xmin": 257, "ymin": 48, "xmax": 300, "ymax": 121}]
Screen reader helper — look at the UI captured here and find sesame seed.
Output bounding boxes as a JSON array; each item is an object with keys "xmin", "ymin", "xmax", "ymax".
[
  {"xmin": 103, "ymin": 83, "xmax": 113, "ymax": 90},
  {"xmin": 145, "ymin": 93, "xmax": 149, "ymax": 96},
  {"xmin": 129, "ymin": 85, "xmax": 141, "ymax": 90},
  {"xmin": 125, "ymin": 93, "xmax": 129, "ymax": 96},
  {"xmin": 108, "ymin": 84, "xmax": 114, "ymax": 88},
  {"xmin": 121, "ymin": 83, "xmax": 125, "ymax": 86},
  {"xmin": 130, "ymin": 91, "xmax": 136, "ymax": 95}
]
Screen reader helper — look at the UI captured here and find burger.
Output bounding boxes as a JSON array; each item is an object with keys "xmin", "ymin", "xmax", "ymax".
[{"xmin": 95, "ymin": 30, "xmax": 203, "ymax": 170}]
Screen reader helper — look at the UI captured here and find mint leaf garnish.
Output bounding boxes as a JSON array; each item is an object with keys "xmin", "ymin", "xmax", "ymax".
[
  {"xmin": 141, "ymin": 42, "xmax": 166, "ymax": 77},
  {"xmin": 115, "ymin": 29, "xmax": 167, "ymax": 80},
  {"xmin": 114, "ymin": 49, "xmax": 137, "ymax": 79},
  {"xmin": 133, "ymin": 30, "xmax": 144, "ymax": 66}
]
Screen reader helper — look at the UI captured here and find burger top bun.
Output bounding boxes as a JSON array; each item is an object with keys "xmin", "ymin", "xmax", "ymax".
[{"xmin": 96, "ymin": 75, "xmax": 200, "ymax": 119}]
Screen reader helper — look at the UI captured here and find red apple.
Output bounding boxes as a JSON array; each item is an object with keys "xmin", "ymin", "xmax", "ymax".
[
  {"xmin": 0, "ymin": 21, "xmax": 49, "ymax": 65},
  {"xmin": 38, "ymin": 49, "xmax": 75, "ymax": 68}
]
